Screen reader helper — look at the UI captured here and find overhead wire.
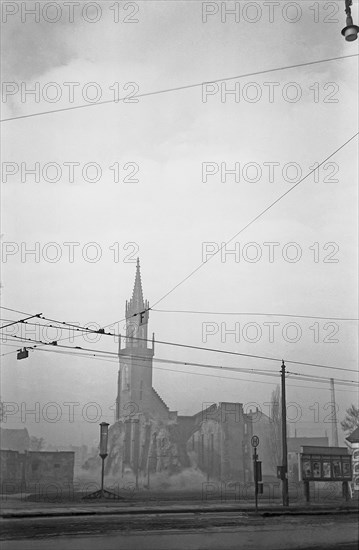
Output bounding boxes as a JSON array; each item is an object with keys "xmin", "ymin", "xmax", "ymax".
[
  {"xmin": 2, "ymin": 318, "xmax": 359, "ymax": 375},
  {"xmin": 1, "ymin": 54, "xmax": 358, "ymax": 122},
  {"xmin": 149, "ymin": 132, "xmax": 359, "ymax": 310},
  {"xmin": 1, "ymin": 340, "xmax": 357, "ymax": 394},
  {"xmin": 2, "ymin": 333, "xmax": 358, "ymax": 387},
  {"xmin": 151, "ymin": 309, "xmax": 359, "ymax": 321},
  {"xmin": 2, "ymin": 308, "xmax": 358, "ymax": 378}
]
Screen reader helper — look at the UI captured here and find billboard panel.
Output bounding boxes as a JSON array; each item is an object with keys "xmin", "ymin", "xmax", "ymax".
[{"xmin": 300, "ymin": 447, "xmax": 352, "ymax": 482}]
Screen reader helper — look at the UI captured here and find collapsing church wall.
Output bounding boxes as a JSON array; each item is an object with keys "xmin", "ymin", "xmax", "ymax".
[
  {"xmin": 105, "ymin": 402, "xmax": 254, "ymax": 486},
  {"xmin": 106, "ymin": 416, "xmax": 182, "ymax": 480}
]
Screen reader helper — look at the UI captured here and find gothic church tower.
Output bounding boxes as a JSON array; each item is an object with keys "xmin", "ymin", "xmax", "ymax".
[{"xmin": 115, "ymin": 259, "xmax": 155, "ymax": 420}]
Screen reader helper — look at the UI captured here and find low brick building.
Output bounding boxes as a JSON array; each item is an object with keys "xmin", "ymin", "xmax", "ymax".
[{"xmin": 0, "ymin": 450, "xmax": 75, "ymax": 493}]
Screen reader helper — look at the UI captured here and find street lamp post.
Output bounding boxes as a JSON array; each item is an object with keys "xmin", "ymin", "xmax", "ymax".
[
  {"xmin": 341, "ymin": 0, "xmax": 359, "ymax": 41},
  {"xmin": 83, "ymin": 422, "xmax": 120, "ymax": 500},
  {"xmin": 99, "ymin": 422, "xmax": 109, "ymax": 497}
]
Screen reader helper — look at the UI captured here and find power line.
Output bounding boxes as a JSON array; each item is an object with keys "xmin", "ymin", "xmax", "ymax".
[
  {"xmin": 3, "ymin": 339, "xmax": 357, "ymax": 392},
  {"xmin": 0, "ymin": 314, "xmax": 42, "ymax": 330},
  {"xmin": 150, "ymin": 132, "xmax": 359, "ymax": 310},
  {"xmin": 4, "ymin": 316, "xmax": 359, "ymax": 375},
  {"xmin": 0, "ymin": 305, "xmax": 130, "ymax": 348},
  {"xmin": 1, "ymin": 54, "xmax": 357, "ymax": 123},
  {"xmin": 3, "ymin": 308, "xmax": 359, "ymax": 372},
  {"xmin": 6, "ymin": 351, "xmax": 359, "ymax": 394},
  {"xmin": 2, "ymin": 313, "xmax": 359, "ymax": 375},
  {"xmin": 0, "ymin": 306, "xmax": 33, "ymax": 316},
  {"xmin": 152, "ymin": 309, "xmax": 359, "ymax": 321},
  {"xmin": 3, "ymin": 310, "xmax": 359, "ymax": 323},
  {"xmin": 26, "ymin": 317, "xmax": 359, "ymax": 374},
  {"xmin": 3, "ymin": 333, "xmax": 358, "ymax": 386}
]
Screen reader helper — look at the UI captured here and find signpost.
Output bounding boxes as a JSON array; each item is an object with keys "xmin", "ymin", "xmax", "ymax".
[{"xmin": 251, "ymin": 435, "xmax": 262, "ymax": 512}]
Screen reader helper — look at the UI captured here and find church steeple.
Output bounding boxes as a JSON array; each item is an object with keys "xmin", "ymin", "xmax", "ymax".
[
  {"xmin": 125, "ymin": 258, "xmax": 150, "ymax": 347},
  {"xmin": 116, "ymin": 259, "xmax": 155, "ymax": 422}
]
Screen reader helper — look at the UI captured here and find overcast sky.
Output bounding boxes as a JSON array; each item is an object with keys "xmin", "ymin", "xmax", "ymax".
[{"xmin": 1, "ymin": 1, "xmax": 358, "ymax": 448}]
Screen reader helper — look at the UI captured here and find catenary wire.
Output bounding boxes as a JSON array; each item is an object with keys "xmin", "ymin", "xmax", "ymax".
[
  {"xmin": 2, "ymin": 315, "xmax": 359, "ymax": 375},
  {"xmin": 151, "ymin": 309, "xmax": 359, "ymax": 321},
  {"xmin": 3, "ymin": 334, "xmax": 358, "ymax": 387},
  {"xmin": 2, "ymin": 342, "xmax": 357, "ymax": 394},
  {"xmin": 2, "ymin": 339, "xmax": 357, "ymax": 392}
]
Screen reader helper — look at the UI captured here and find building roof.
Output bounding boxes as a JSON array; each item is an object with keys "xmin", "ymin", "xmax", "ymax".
[
  {"xmin": 0, "ymin": 428, "xmax": 30, "ymax": 451},
  {"xmin": 287, "ymin": 436, "xmax": 328, "ymax": 453},
  {"xmin": 346, "ymin": 426, "xmax": 359, "ymax": 443},
  {"xmin": 246, "ymin": 409, "xmax": 271, "ymax": 423}
]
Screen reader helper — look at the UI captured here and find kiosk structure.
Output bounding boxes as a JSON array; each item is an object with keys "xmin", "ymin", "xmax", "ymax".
[{"xmin": 299, "ymin": 446, "xmax": 352, "ymax": 502}]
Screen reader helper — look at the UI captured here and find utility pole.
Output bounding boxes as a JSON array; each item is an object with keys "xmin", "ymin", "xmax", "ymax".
[
  {"xmin": 281, "ymin": 360, "xmax": 289, "ymax": 507},
  {"xmin": 330, "ymin": 378, "xmax": 339, "ymax": 447},
  {"xmin": 253, "ymin": 445, "xmax": 258, "ymax": 512}
]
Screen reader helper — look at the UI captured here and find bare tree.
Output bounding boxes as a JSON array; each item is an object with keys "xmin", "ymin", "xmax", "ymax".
[
  {"xmin": 341, "ymin": 404, "xmax": 359, "ymax": 434},
  {"xmin": 30, "ymin": 436, "xmax": 45, "ymax": 451}
]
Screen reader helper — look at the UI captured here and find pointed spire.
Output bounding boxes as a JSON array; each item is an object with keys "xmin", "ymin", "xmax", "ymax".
[
  {"xmin": 125, "ymin": 258, "xmax": 150, "ymax": 347},
  {"xmin": 126, "ymin": 258, "xmax": 149, "ymax": 321},
  {"xmin": 132, "ymin": 257, "xmax": 144, "ymax": 311}
]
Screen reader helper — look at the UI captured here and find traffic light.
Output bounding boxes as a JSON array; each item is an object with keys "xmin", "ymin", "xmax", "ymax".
[{"xmin": 17, "ymin": 348, "xmax": 29, "ymax": 360}]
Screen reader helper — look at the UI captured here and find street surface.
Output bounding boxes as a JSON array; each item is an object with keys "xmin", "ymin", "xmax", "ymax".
[{"xmin": 1, "ymin": 511, "xmax": 358, "ymax": 550}]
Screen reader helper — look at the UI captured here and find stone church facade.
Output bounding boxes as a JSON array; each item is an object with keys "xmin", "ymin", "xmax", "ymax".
[{"xmin": 107, "ymin": 260, "xmax": 254, "ymax": 484}]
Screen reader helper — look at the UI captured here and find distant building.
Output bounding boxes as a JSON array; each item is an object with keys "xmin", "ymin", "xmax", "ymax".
[
  {"xmin": 108, "ymin": 260, "xmax": 255, "ymax": 482},
  {"xmin": 0, "ymin": 450, "xmax": 75, "ymax": 492},
  {"xmin": 0, "ymin": 428, "xmax": 74, "ymax": 492}
]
